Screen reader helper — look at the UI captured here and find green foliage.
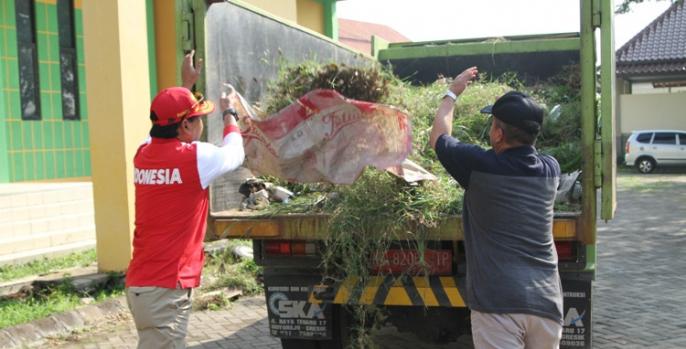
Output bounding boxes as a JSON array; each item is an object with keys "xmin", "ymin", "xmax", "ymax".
[
  {"xmin": 541, "ymin": 142, "xmax": 583, "ymax": 173},
  {"xmin": 211, "ymin": 267, "xmax": 262, "ymax": 295},
  {"xmin": 263, "ymin": 62, "xmax": 396, "ymax": 114},
  {"xmin": 0, "ymin": 275, "xmax": 124, "ymax": 329},
  {"xmin": 346, "ymin": 304, "xmax": 387, "ymax": 349},
  {"xmin": 262, "ymin": 62, "xmax": 582, "ymax": 214},
  {"xmin": 193, "ymin": 264, "xmax": 262, "ymax": 311},
  {"xmin": 312, "ymin": 168, "xmax": 462, "ymax": 346},
  {"xmin": 617, "ymin": 176, "xmax": 682, "ymax": 192},
  {"xmin": 385, "ymin": 77, "xmax": 507, "ymax": 167},
  {"xmin": 198, "ymin": 244, "xmax": 264, "ymax": 311},
  {"xmin": 529, "ymin": 65, "xmax": 583, "ymax": 172},
  {"xmin": 615, "ymin": 0, "xmax": 678, "ymax": 14},
  {"xmin": 0, "ymin": 285, "xmax": 81, "ymax": 329},
  {"xmin": 320, "ymin": 170, "xmax": 461, "ymax": 280},
  {"xmin": 0, "ymin": 249, "xmax": 97, "ymax": 282}
]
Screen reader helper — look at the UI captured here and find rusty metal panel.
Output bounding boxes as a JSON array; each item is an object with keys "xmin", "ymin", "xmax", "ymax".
[{"xmin": 203, "ymin": 2, "xmax": 372, "ymax": 212}]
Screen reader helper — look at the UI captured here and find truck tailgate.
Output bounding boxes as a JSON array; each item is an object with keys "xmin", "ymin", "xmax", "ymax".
[{"xmin": 211, "ymin": 211, "xmax": 580, "ymax": 241}]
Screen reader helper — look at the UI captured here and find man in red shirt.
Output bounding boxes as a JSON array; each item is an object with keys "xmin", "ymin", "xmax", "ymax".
[{"xmin": 125, "ymin": 51, "xmax": 245, "ymax": 348}]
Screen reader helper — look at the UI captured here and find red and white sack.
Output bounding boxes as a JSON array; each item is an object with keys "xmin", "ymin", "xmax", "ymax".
[{"xmin": 236, "ymin": 89, "xmax": 412, "ymax": 184}]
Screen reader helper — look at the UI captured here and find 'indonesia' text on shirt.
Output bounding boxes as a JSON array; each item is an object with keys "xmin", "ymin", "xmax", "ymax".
[{"xmin": 134, "ymin": 168, "xmax": 183, "ymax": 185}]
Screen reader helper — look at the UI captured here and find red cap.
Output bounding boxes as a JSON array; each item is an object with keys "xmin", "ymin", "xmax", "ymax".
[{"xmin": 150, "ymin": 87, "xmax": 215, "ymax": 126}]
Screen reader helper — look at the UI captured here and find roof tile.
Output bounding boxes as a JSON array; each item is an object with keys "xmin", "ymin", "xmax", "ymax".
[
  {"xmin": 338, "ymin": 18, "xmax": 410, "ymax": 55},
  {"xmin": 616, "ymin": 61, "xmax": 686, "ymax": 76},
  {"xmin": 616, "ymin": 1, "xmax": 686, "ymax": 76}
]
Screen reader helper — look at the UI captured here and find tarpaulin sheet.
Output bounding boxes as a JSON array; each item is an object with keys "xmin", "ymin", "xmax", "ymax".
[{"xmin": 236, "ymin": 89, "xmax": 412, "ymax": 184}]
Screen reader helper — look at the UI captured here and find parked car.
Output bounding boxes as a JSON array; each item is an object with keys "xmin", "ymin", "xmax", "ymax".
[{"xmin": 625, "ymin": 130, "xmax": 686, "ymax": 173}]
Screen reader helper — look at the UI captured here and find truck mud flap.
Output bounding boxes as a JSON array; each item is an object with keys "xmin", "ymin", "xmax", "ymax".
[
  {"xmin": 265, "ymin": 276, "xmax": 334, "ymax": 340},
  {"xmin": 561, "ymin": 279, "xmax": 592, "ymax": 349},
  {"xmin": 309, "ymin": 275, "xmax": 467, "ymax": 307}
]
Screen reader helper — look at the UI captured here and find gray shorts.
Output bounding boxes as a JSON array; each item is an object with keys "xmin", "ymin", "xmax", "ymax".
[
  {"xmin": 126, "ymin": 286, "xmax": 192, "ymax": 349},
  {"xmin": 471, "ymin": 310, "xmax": 562, "ymax": 349}
]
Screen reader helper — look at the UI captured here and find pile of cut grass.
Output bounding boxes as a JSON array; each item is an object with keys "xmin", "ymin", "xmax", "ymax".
[
  {"xmin": 254, "ymin": 61, "xmax": 582, "ymax": 347},
  {"xmin": 257, "ymin": 61, "xmax": 581, "ymax": 217}
]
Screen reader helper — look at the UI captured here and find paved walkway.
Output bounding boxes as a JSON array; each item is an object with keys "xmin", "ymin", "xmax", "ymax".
[
  {"xmin": 37, "ymin": 173, "xmax": 686, "ymax": 348},
  {"xmin": 42, "ymin": 296, "xmax": 280, "ymax": 349},
  {"xmin": 592, "ymin": 173, "xmax": 686, "ymax": 349}
]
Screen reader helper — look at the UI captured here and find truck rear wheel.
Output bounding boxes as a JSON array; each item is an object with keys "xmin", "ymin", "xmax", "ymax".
[{"xmin": 280, "ymin": 305, "xmax": 351, "ymax": 349}]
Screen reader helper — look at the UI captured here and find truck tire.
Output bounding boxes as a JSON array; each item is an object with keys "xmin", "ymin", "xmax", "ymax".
[{"xmin": 280, "ymin": 305, "xmax": 351, "ymax": 349}]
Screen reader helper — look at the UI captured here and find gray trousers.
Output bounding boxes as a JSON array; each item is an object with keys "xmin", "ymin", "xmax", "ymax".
[
  {"xmin": 471, "ymin": 310, "xmax": 562, "ymax": 349},
  {"xmin": 126, "ymin": 287, "xmax": 192, "ymax": 349}
]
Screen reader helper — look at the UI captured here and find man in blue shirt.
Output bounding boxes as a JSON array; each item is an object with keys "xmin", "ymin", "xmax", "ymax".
[{"xmin": 429, "ymin": 67, "xmax": 563, "ymax": 349}]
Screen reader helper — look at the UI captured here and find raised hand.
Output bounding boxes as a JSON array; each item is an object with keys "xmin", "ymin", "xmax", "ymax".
[
  {"xmin": 449, "ymin": 66, "xmax": 478, "ymax": 96},
  {"xmin": 182, "ymin": 50, "xmax": 203, "ymax": 89}
]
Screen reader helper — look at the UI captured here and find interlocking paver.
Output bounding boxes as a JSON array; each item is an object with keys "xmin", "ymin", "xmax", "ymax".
[
  {"xmin": 37, "ymin": 173, "xmax": 686, "ymax": 348},
  {"xmin": 38, "ymin": 296, "xmax": 277, "ymax": 349},
  {"xmin": 592, "ymin": 173, "xmax": 686, "ymax": 348}
]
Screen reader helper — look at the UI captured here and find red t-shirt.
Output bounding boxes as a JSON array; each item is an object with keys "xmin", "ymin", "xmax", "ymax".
[{"xmin": 126, "ymin": 126, "xmax": 243, "ymax": 289}]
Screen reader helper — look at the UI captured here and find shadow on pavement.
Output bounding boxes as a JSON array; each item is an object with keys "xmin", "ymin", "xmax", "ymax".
[
  {"xmin": 187, "ymin": 316, "xmax": 280, "ymax": 349},
  {"xmin": 187, "ymin": 321, "xmax": 475, "ymax": 349}
]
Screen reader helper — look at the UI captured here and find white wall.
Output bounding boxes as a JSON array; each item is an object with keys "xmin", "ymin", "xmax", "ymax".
[
  {"xmin": 618, "ymin": 92, "xmax": 686, "ymax": 134},
  {"xmin": 631, "ymin": 82, "xmax": 686, "ymax": 95},
  {"xmin": 0, "ymin": 183, "xmax": 95, "ymax": 265}
]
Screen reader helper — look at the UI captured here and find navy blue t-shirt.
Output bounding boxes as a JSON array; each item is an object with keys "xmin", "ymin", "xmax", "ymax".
[{"xmin": 435, "ymin": 133, "xmax": 563, "ymax": 324}]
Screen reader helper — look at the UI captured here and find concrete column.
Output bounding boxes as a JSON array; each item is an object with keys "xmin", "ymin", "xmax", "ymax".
[
  {"xmin": 153, "ymin": 0, "xmax": 178, "ymax": 90},
  {"xmin": 322, "ymin": 0, "xmax": 338, "ymax": 41},
  {"xmin": 83, "ymin": 0, "xmax": 151, "ymax": 272}
]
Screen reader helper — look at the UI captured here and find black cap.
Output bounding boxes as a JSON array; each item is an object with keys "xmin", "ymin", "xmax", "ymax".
[{"xmin": 480, "ymin": 91, "xmax": 544, "ymax": 135}]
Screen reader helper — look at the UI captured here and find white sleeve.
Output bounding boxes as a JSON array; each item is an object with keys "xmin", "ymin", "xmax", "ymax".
[{"xmin": 195, "ymin": 131, "xmax": 245, "ymax": 189}]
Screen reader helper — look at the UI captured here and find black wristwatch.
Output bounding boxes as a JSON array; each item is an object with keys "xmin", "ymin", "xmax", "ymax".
[{"xmin": 222, "ymin": 107, "xmax": 239, "ymax": 121}]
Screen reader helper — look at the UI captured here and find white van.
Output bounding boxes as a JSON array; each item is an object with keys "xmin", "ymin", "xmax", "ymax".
[{"xmin": 624, "ymin": 130, "xmax": 686, "ymax": 173}]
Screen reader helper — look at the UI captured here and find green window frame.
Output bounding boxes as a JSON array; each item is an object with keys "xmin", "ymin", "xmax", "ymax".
[
  {"xmin": 57, "ymin": 0, "xmax": 80, "ymax": 120},
  {"xmin": 15, "ymin": 0, "xmax": 42, "ymax": 121}
]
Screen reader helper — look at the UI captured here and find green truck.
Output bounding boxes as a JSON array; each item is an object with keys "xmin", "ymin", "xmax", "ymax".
[{"xmin": 181, "ymin": 1, "xmax": 617, "ymax": 348}]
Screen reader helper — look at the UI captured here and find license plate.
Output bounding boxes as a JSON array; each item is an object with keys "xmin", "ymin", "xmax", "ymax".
[{"xmin": 373, "ymin": 249, "xmax": 452, "ymax": 275}]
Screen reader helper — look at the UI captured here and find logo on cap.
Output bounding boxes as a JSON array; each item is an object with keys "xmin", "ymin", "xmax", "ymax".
[{"xmin": 150, "ymin": 87, "xmax": 215, "ymax": 126}]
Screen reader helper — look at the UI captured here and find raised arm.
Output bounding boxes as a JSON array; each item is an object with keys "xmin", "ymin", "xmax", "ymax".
[
  {"xmin": 429, "ymin": 66, "xmax": 478, "ymax": 149},
  {"xmin": 195, "ymin": 87, "xmax": 245, "ymax": 189}
]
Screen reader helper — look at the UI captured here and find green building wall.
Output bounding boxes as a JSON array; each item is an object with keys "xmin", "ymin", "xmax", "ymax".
[
  {"xmin": 0, "ymin": 0, "xmax": 90, "ymax": 182},
  {"xmin": 0, "ymin": 0, "xmax": 333, "ymax": 182}
]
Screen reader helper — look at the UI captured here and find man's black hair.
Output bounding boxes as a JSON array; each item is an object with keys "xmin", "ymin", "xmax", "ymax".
[
  {"xmin": 149, "ymin": 111, "xmax": 199, "ymax": 139},
  {"xmin": 149, "ymin": 124, "xmax": 179, "ymax": 139},
  {"xmin": 494, "ymin": 118, "xmax": 538, "ymax": 146}
]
